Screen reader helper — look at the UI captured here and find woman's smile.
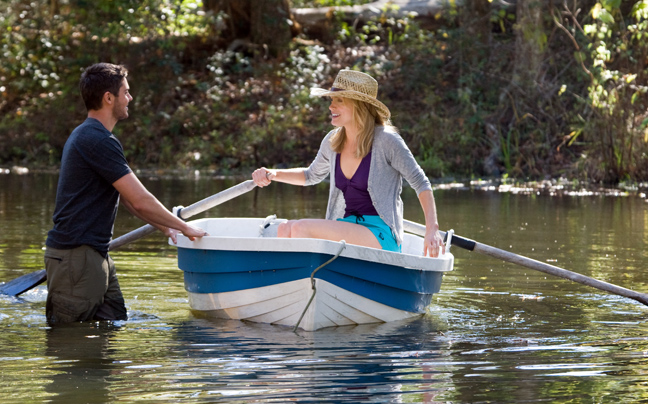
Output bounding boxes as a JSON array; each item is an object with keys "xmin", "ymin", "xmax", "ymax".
[{"xmin": 329, "ymin": 97, "xmax": 352, "ymax": 127}]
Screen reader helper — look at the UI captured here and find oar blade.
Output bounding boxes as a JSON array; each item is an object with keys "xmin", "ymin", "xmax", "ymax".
[{"xmin": 0, "ymin": 269, "xmax": 47, "ymax": 297}]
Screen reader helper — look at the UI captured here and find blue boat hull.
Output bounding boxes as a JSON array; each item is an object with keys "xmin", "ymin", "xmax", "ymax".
[
  {"xmin": 172, "ymin": 217, "xmax": 454, "ymax": 331},
  {"xmin": 179, "ymin": 248, "xmax": 444, "ymax": 314}
]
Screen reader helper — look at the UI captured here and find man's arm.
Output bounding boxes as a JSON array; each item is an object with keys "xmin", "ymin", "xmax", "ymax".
[
  {"xmin": 120, "ymin": 197, "xmax": 167, "ymax": 232},
  {"xmin": 113, "ymin": 173, "xmax": 207, "ymax": 241}
]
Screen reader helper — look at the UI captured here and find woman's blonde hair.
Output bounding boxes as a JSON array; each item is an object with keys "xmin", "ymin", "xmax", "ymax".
[{"xmin": 330, "ymin": 98, "xmax": 396, "ymax": 158}]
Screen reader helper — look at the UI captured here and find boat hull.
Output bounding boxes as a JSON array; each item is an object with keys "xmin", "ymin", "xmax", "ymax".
[{"xmin": 173, "ymin": 217, "xmax": 453, "ymax": 331}]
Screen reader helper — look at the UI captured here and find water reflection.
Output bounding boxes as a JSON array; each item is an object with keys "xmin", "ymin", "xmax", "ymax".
[
  {"xmin": 168, "ymin": 316, "xmax": 454, "ymax": 402},
  {"xmin": 45, "ymin": 323, "xmax": 119, "ymax": 403}
]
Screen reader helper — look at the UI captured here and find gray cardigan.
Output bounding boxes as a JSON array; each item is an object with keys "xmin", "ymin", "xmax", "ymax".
[{"xmin": 303, "ymin": 126, "xmax": 432, "ymax": 246}]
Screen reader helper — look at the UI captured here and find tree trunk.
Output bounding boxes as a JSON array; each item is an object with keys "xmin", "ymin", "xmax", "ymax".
[
  {"xmin": 461, "ymin": 0, "xmax": 491, "ymax": 65},
  {"xmin": 292, "ymin": 0, "xmax": 455, "ymax": 26},
  {"xmin": 250, "ymin": 0, "xmax": 292, "ymax": 59},
  {"xmin": 512, "ymin": 0, "xmax": 545, "ymax": 92},
  {"xmin": 482, "ymin": 0, "xmax": 546, "ymax": 176},
  {"xmin": 50, "ymin": 0, "xmax": 59, "ymax": 16},
  {"xmin": 204, "ymin": 0, "xmax": 292, "ymax": 58},
  {"xmin": 204, "ymin": 0, "xmax": 252, "ymax": 39}
]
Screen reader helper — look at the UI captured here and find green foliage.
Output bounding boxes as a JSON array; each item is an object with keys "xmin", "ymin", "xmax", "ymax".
[
  {"xmin": 1, "ymin": 0, "xmax": 647, "ymax": 184},
  {"xmin": 0, "ymin": 0, "xmax": 218, "ymax": 165},
  {"xmin": 134, "ymin": 42, "xmax": 333, "ymax": 169},
  {"xmin": 574, "ymin": 0, "xmax": 648, "ymax": 182}
]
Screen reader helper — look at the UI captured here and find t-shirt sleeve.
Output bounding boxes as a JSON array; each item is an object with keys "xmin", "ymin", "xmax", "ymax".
[{"xmin": 85, "ymin": 136, "xmax": 132, "ymax": 185}]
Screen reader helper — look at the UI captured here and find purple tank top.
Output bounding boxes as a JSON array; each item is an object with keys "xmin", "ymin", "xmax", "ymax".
[{"xmin": 335, "ymin": 152, "xmax": 379, "ymax": 218}]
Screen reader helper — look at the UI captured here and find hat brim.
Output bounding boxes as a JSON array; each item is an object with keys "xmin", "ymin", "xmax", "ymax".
[{"xmin": 310, "ymin": 87, "xmax": 391, "ymax": 121}]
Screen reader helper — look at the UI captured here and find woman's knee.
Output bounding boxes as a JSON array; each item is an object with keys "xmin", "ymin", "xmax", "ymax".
[
  {"xmin": 289, "ymin": 220, "xmax": 314, "ymax": 238},
  {"xmin": 278, "ymin": 220, "xmax": 312, "ymax": 238},
  {"xmin": 277, "ymin": 221, "xmax": 293, "ymax": 238}
]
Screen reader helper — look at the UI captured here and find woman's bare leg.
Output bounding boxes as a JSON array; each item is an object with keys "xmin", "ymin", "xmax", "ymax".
[{"xmin": 277, "ymin": 219, "xmax": 382, "ymax": 249}]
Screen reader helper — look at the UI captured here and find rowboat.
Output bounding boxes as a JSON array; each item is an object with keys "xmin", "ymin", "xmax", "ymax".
[{"xmin": 171, "ymin": 216, "xmax": 454, "ymax": 331}]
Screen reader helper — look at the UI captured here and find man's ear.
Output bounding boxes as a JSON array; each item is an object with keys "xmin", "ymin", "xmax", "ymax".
[{"xmin": 103, "ymin": 91, "xmax": 113, "ymax": 106}]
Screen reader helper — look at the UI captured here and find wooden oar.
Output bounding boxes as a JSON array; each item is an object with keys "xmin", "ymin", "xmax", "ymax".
[
  {"xmin": 403, "ymin": 219, "xmax": 648, "ymax": 306},
  {"xmin": 0, "ymin": 180, "xmax": 257, "ymax": 297}
]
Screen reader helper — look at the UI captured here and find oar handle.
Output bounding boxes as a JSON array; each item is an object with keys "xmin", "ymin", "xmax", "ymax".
[
  {"xmin": 109, "ymin": 225, "xmax": 157, "ymax": 250},
  {"xmin": 403, "ymin": 220, "xmax": 477, "ymax": 251},
  {"xmin": 403, "ymin": 219, "xmax": 648, "ymax": 307},
  {"xmin": 176, "ymin": 180, "xmax": 257, "ymax": 219},
  {"xmin": 445, "ymin": 233, "xmax": 476, "ymax": 251},
  {"xmin": 403, "ymin": 220, "xmax": 438, "ymax": 239},
  {"xmin": 109, "ymin": 180, "xmax": 257, "ymax": 251}
]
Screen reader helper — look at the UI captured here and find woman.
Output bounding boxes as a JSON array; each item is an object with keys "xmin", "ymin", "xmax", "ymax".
[{"xmin": 252, "ymin": 69, "xmax": 445, "ymax": 257}]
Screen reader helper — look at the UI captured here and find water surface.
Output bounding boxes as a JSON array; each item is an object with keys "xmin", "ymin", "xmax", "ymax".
[{"xmin": 1, "ymin": 172, "xmax": 648, "ymax": 402}]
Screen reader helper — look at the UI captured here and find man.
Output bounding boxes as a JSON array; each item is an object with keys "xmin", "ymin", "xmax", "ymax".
[{"xmin": 44, "ymin": 63, "xmax": 207, "ymax": 324}]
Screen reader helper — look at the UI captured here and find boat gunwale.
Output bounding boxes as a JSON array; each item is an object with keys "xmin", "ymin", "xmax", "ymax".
[{"xmin": 172, "ymin": 218, "xmax": 454, "ymax": 273}]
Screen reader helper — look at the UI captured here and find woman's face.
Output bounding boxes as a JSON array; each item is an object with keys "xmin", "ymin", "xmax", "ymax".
[{"xmin": 329, "ymin": 96, "xmax": 355, "ymax": 128}]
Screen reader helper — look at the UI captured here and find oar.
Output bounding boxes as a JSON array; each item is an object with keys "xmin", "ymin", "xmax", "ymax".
[
  {"xmin": 0, "ymin": 180, "xmax": 257, "ymax": 297},
  {"xmin": 403, "ymin": 219, "xmax": 648, "ymax": 307}
]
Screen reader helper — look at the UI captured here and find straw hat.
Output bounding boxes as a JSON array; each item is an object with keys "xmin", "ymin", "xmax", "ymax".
[{"xmin": 311, "ymin": 70, "xmax": 391, "ymax": 120}]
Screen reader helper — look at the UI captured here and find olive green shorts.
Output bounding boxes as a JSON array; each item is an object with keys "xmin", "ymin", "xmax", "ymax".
[{"xmin": 44, "ymin": 245, "xmax": 128, "ymax": 324}]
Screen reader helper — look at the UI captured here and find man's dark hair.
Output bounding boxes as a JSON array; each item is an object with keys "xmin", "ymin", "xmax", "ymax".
[{"xmin": 79, "ymin": 63, "xmax": 128, "ymax": 111}]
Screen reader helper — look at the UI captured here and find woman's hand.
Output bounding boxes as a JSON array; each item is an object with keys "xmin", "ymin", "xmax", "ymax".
[
  {"xmin": 423, "ymin": 228, "xmax": 445, "ymax": 257},
  {"xmin": 417, "ymin": 190, "xmax": 445, "ymax": 257},
  {"xmin": 252, "ymin": 167, "xmax": 275, "ymax": 187}
]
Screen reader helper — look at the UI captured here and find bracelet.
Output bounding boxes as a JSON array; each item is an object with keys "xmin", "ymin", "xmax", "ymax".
[{"xmin": 266, "ymin": 171, "xmax": 272, "ymax": 179}]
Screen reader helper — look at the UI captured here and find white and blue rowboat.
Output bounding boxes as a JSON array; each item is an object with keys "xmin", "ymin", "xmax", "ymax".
[{"xmin": 171, "ymin": 216, "xmax": 454, "ymax": 331}]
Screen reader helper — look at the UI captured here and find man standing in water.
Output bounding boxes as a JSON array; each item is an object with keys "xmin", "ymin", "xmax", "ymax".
[{"xmin": 44, "ymin": 63, "xmax": 207, "ymax": 324}]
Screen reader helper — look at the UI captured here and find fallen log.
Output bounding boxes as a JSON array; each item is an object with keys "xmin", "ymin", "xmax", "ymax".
[{"xmin": 292, "ymin": 0, "xmax": 456, "ymax": 26}]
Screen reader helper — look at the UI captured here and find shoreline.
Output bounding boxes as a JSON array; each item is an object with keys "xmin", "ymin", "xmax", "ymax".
[{"xmin": 3, "ymin": 165, "xmax": 648, "ymax": 199}]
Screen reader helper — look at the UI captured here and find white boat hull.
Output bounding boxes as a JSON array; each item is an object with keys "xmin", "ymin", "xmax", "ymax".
[
  {"xmin": 173, "ymin": 217, "xmax": 453, "ymax": 331},
  {"xmin": 188, "ymin": 278, "xmax": 421, "ymax": 331}
]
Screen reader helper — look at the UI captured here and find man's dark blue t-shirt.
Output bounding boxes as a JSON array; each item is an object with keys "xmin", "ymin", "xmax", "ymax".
[{"xmin": 46, "ymin": 118, "xmax": 132, "ymax": 256}]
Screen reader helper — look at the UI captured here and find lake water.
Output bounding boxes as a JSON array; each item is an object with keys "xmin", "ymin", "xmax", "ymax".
[{"xmin": 1, "ymin": 172, "xmax": 648, "ymax": 403}]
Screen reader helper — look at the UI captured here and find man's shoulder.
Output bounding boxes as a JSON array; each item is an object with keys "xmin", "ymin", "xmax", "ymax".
[
  {"xmin": 68, "ymin": 118, "xmax": 115, "ymax": 148},
  {"xmin": 72, "ymin": 118, "xmax": 110, "ymax": 137}
]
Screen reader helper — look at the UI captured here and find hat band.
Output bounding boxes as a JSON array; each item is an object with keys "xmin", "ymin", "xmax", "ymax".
[{"xmin": 330, "ymin": 87, "xmax": 376, "ymax": 99}]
